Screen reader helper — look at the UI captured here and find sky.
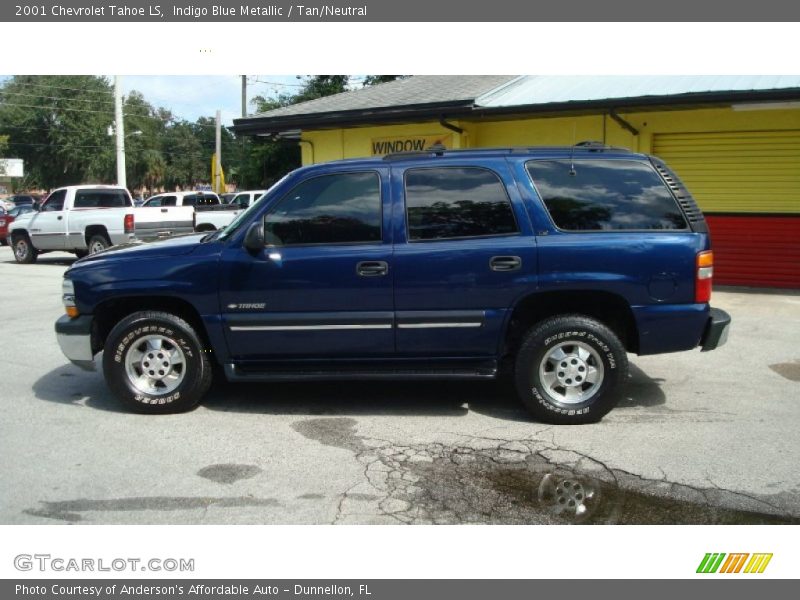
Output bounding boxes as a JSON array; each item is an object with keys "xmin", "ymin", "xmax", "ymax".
[{"xmin": 123, "ymin": 75, "xmax": 307, "ymax": 126}]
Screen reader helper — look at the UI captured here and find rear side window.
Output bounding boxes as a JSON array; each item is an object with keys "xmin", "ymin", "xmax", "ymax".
[
  {"xmin": 265, "ymin": 171, "xmax": 382, "ymax": 246},
  {"xmin": 232, "ymin": 193, "xmax": 249, "ymax": 208},
  {"xmin": 184, "ymin": 194, "xmax": 218, "ymax": 207},
  {"xmin": 527, "ymin": 159, "xmax": 688, "ymax": 231},
  {"xmin": 73, "ymin": 189, "xmax": 131, "ymax": 209},
  {"xmin": 404, "ymin": 167, "xmax": 518, "ymax": 241}
]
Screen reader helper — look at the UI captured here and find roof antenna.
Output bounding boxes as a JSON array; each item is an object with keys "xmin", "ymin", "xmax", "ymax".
[{"xmin": 568, "ymin": 122, "xmax": 577, "ymax": 176}]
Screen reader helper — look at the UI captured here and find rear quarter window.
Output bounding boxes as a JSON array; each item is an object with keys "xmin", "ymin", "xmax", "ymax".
[
  {"xmin": 526, "ymin": 159, "xmax": 688, "ymax": 231},
  {"xmin": 73, "ymin": 189, "xmax": 132, "ymax": 209}
]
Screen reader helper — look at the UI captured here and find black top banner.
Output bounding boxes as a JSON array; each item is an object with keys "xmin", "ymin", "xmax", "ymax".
[{"xmin": 4, "ymin": 0, "xmax": 800, "ymax": 21}]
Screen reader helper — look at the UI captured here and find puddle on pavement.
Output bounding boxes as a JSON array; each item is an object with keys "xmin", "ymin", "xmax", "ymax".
[
  {"xmin": 483, "ymin": 467, "xmax": 798, "ymax": 524},
  {"xmin": 293, "ymin": 417, "xmax": 798, "ymax": 525},
  {"xmin": 197, "ymin": 463, "xmax": 262, "ymax": 484},
  {"xmin": 388, "ymin": 453, "xmax": 799, "ymax": 525},
  {"xmin": 769, "ymin": 361, "xmax": 800, "ymax": 382}
]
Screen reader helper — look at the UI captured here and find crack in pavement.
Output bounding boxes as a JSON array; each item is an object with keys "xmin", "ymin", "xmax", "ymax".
[{"xmin": 292, "ymin": 417, "xmax": 800, "ymax": 525}]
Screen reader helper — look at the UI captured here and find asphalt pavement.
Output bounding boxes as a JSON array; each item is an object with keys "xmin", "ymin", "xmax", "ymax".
[{"xmin": 1, "ymin": 247, "xmax": 798, "ymax": 524}]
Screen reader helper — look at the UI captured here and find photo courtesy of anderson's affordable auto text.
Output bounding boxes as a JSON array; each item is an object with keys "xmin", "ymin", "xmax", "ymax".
[{"xmin": 0, "ymin": 0, "xmax": 799, "ymax": 594}]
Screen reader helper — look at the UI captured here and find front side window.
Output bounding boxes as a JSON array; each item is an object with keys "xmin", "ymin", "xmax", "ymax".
[
  {"xmin": 232, "ymin": 193, "xmax": 249, "ymax": 208},
  {"xmin": 404, "ymin": 167, "xmax": 519, "ymax": 241},
  {"xmin": 145, "ymin": 196, "xmax": 162, "ymax": 207},
  {"xmin": 265, "ymin": 172, "xmax": 382, "ymax": 246},
  {"xmin": 161, "ymin": 195, "xmax": 177, "ymax": 207},
  {"xmin": 41, "ymin": 190, "xmax": 66, "ymax": 212},
  {"xmin": 527, "ymin": 159, "xmax": 688, "ymax": 231}
]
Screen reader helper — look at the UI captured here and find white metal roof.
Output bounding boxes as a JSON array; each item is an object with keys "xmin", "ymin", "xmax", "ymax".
[{"xmin": 476, "ymin": 75, "xmax": 800, "ymax": 107}]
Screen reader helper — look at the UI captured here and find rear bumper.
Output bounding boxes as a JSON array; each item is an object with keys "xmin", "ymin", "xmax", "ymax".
[
  {"xmin": 55, "ymin": 314, "xmax": 96, "ymax": 371},
  {"xmin": 700, "ymin": 307, "xmax": 731, "ymax": 352}
]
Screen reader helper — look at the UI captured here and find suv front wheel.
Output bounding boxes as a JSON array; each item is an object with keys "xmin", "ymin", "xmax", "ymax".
[
  {"xmin": 514, "ymin": 315, "xmax": 628, "ymax": 424},
  {"xmin": 102, "ymin": 311, "xmax": 212, "ymax": 414}
]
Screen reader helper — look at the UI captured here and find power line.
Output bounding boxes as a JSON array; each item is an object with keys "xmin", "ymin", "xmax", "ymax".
[
  {"xmin": 3, "ymin": 140, "xmax": 227, "ymax": 160},
  {"xmin": 0, "ymin": 90, "xmax": 117, "ymax": 107},
  {"xmin": 3, "ymin": 79, "xmax": 116, "ymax": 96},
  {"xmin": 247, "ymin": 77, "xmax": 305, "ymax": 88},
  {"xmin": 0, "ymin": 101, "xmax": 223, "ymax": 129}
]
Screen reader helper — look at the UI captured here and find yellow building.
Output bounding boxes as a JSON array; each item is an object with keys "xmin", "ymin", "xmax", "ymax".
[{"xmin": 234, "ymin": 76, "xmax": 800, "ymax": 288}]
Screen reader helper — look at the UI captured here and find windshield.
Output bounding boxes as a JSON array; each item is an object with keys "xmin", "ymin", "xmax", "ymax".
[
  {"xmin": 10, "ymin": 206, "xmax": 31, "ymax": 217},
  {"xmin": 218, "ymin": 174, "xmax": 291, "ymax": 241}
]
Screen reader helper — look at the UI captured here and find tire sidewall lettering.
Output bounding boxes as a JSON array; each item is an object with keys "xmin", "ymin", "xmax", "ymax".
[
  {"xmin": 532, "ymin": 327, "xmax": 620, "ymax": 415},
  {"xmin": 112, "ymin": 322, "xmax": 195, "ymax": 405}
]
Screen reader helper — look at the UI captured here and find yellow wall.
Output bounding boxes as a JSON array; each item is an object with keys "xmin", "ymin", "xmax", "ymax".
[
  {"xmin": 300, "ymin": 120, "xmax": 468, "ymax": 164},
  {"xmin": 300, "ymin": 106, "xmax": 800, "ymax": 163}
]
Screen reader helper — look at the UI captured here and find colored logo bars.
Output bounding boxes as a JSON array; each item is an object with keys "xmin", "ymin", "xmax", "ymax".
[{"xmin": 697, "ymin": 553, "xmax": 773, "ymax": 574}]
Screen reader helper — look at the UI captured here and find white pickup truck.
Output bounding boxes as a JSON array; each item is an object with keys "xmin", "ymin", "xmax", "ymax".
[
  {"xmin": 192, "ymin": 189, "xmax": 267, "ymax": 232},
  {"xmin": 136, "ymin": 190, "xmax": 246, "ymax": 239},
  {"xmin": 9, "ymin": 185, "xmax": 136, "ymax": 263}
]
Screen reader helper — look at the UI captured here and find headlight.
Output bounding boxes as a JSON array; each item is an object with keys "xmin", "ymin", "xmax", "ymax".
[{"xmin": 62, "ymin": 278, "xmax": 79, "ymax": 318}]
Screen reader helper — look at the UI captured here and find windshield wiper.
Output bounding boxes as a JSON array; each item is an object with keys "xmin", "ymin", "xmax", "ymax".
[{"xmin": 201, "ymin": 230, "xmax": 222, "ymax": 243}]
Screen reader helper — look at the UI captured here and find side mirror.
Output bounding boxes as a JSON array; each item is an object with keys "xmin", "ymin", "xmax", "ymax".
[{"xmin": 243, "ymin": 221, "xmax": 265, "ymax": 253}]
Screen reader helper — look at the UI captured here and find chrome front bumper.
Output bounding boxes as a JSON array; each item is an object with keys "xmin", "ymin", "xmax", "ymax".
[{"xmin": 55, "ymin": 314, "xmax": 96, "ymax": 371}]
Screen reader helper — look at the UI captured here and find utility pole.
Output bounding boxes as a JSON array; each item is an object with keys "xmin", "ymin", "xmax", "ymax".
[
  {"xmin": 114, "ymin": 76, "xmax": 126, "ymax": 189},
  {"xmin": 241, "ymin": 75, "xmax": 247, "ymax": 117},
  {"xmin": 215, "ymin": 109, "xmax": 222, "ymax": 194}
]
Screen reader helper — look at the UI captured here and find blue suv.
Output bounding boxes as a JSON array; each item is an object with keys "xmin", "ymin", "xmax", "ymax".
[{"xmin": 55, "ymin": 144, "xmax": 731, "ymax": 423}]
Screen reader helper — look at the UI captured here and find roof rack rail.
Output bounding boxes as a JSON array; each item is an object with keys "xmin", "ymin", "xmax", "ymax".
[
  {"xmin": 574, "ymin": 140, "xmax": 633, "ymax": 152},
  {"xmin": 382, "ymin": 143, "xmax": 448, "ymax": 161}
]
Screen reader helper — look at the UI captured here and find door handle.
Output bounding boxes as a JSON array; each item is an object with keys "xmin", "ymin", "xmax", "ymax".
[
  {"xmin": 161, "ymin": 208, "xmax": 168, "ymax": 213},
  {"xmin": 490, "ymin": 256, "xmax": 522, "ymax": 271},
  {"xmin": 357, "ymin": 261, "xmax": 389, "ymax": 277},
  {"xmin": 57, "ymin": 215, "xmax": 63, "ymax": 220}
]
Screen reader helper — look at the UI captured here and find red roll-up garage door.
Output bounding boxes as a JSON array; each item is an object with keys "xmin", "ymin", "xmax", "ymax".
[{"xmin": 704, "ymin": 215, "xmax": 800, "ymax": 288}]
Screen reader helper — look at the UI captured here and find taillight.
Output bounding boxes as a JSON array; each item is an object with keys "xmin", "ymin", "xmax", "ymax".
[
  {"xmin": 124, "ymin": 213, "xmax": 134, "ymax": 234},
  {"xmin": 696, "ymin": 251, "xmax": 713, "ymax": 303}
]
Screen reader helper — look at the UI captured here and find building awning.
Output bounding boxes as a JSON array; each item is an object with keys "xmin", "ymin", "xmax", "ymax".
[{"xmin": 233, "ymin": 75, "xmax": 800, "ymax": 136}]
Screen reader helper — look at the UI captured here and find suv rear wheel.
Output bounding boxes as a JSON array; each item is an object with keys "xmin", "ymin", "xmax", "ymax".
[
  {"xmin": 102, "ymin": 311, "xmax": 212, "ymax": 414},
  {"xmin": 514, "ymin": 315, "xmax": 628, "ymax": 424}
]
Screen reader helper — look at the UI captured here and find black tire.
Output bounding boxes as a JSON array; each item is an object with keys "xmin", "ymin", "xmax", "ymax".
[
  {"xmin": 12, "ymin": 234, "xmax": 38, "ymax": 264},
  {"xmin": 87, "ymin": 234, "xmax": 111, "ymax": 255},
  {"xmin": 102, "ymin": 311, "xmax": 212, "ymax": 414},
  {"xmin": 74, "ymin": 249, "xmax": 89, "ymax": 259},
  {"xmin": 514, "ymin": 315, "xmax": 628, "ymax": 424}
]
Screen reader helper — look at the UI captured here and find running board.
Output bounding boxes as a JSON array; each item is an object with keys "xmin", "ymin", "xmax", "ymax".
[{"xmin": 224, "ymin": 361, "xmax": 498, "ymax": 382}]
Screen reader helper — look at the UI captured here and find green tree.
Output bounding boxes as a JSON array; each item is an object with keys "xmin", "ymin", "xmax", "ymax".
[
  {"xmin": 293, "ymin": 76, "xmax": 349, "ymax": 103},
  {"xmin": 162, "ymin": 121, "xmax": 205, "ymax": 189},
  {"xmin": 122, "ymin": 90, "xmax": 170, "ymax": 193},
  {"xmin": 362, "ymin": 75, "xmax": 405, "ymax": 86},
  {"xmin": 0, "ymin": 75, "xmax": 117, "ymax": 189}
]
